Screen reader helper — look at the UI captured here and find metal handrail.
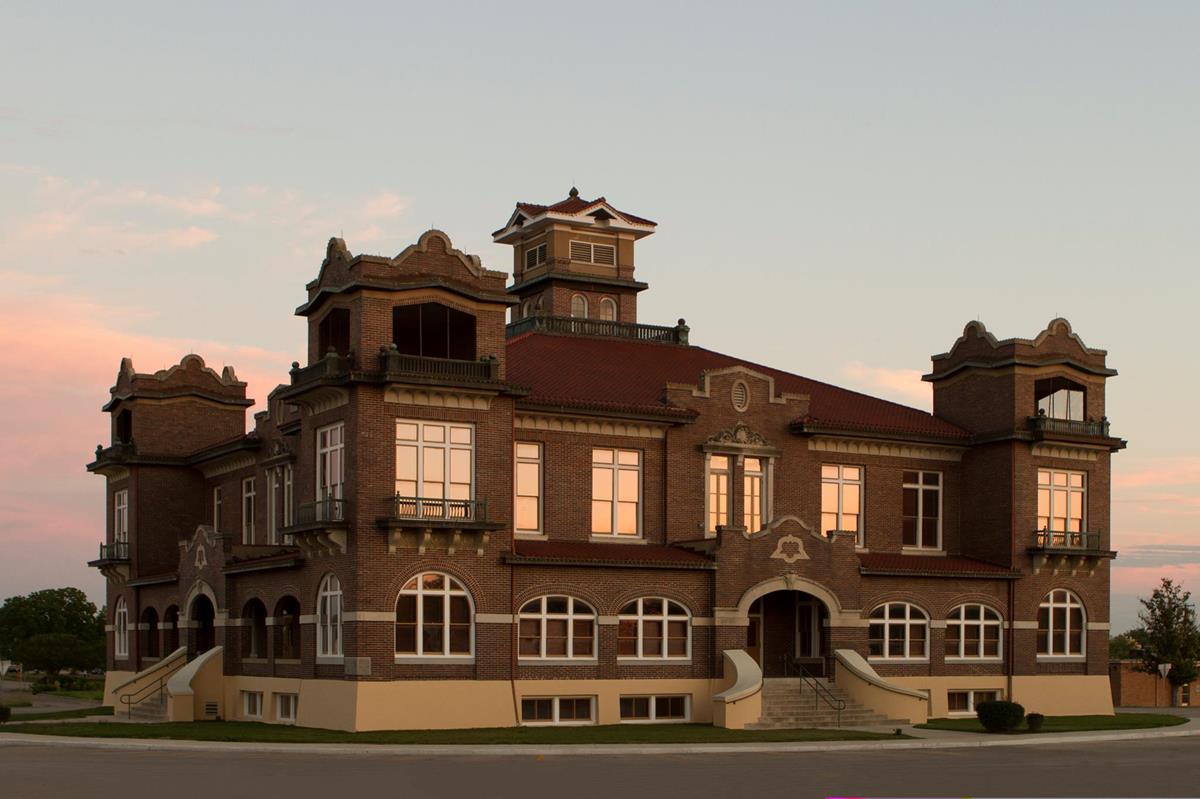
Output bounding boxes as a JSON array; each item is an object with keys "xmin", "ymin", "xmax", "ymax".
[
  {"xmin": 390, "ymin": 495, "xmax": 487, "ymax": 522},
  {"xmin": 118, "ymin": 657, "xmax": 186, "ymax": 718},
  {"xmin": 786, "ymin": 657, "xmax": 845, "ymax": 726},
  {"xmin": 290, "ymin": 498, "xmax": 347, "ymax": 526},
  {"xmin": 98, "ymin": 541, "xmax": 130, "ymax": 560},
  {"xmin": 506, "ymin": 314, "xmax": 689, "ymax": 344},
  {"xmin": 1033, "ymin": 528, "xmax": 1102, "ymax": 550},
  {"xmin": 1029, "ymin": 414, "xmax": 1110, "ymax": 437}
]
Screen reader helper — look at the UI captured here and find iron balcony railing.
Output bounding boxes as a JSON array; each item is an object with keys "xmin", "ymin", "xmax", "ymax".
[
  {"xmin": 1029, "ymin": 415, "xmax": 1110, "ymax": 438},
  {"xmin": 1032, "ymin": 529, "xmax": 1103, "ymax": 551},
  {"xmin": 378, "ymin": 348, "xmax": 499, "ymax": 381},
  {"xmin": 290, "ymin": 498, "xmax": 348, "ymax": 526},
  {"xmin": 389, "ymin": 495, "xmax": 488, "ymax": 523},
  {"xmin": 289, "ymin": 352, "xmax": 353, "ymax": 387},
  {"xmin": 98, "ymin": 541, "xmax": 130, "ymax": 561},
  {"xmin": 506, "ymin": 314, "xmax": 689, "ymax": 344},
  {"xmin": 93, "ymin": 441, "xmax": 136, "ymax": 462}
]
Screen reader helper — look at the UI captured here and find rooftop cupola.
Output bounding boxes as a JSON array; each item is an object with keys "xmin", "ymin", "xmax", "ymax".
[{"xmin": 494, "ymin": 188, "xmax": 656, "ymax": 324}]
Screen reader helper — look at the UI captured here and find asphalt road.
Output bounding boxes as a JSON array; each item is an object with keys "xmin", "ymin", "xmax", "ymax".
[{"xmin": 1, "ymin": 737, "xmax": 1197, "ymax": 799}]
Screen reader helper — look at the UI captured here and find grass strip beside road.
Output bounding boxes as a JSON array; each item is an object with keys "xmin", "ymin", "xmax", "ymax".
[
  {"xmin": 0, "ymin": 697, "xmax": 33, "ymax": 708},
  {"xmin": 0, "ymin": 720, "xmax": 906, "ymax": 745},
  {"xmin": 8, "ymin": 706, "xmax": 114, "ymax": 722},
  {"xmin": 916, "ymin": 713, "xmax": 1187, "ymax": 734}
]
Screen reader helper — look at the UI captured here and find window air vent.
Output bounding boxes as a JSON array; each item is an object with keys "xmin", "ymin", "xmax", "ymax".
[{"xmin": 732, "ymin": 381, "xmax": 750, "ymax": 412}]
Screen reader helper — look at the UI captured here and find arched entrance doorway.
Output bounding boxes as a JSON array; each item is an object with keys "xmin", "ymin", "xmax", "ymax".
[
  {"xmin": 190, "ymin": 595, "xmax": 216, "ymax": 654},
  {"xmin": 746, "ymin": 590, "xmax": 831, "ymax": 677}
]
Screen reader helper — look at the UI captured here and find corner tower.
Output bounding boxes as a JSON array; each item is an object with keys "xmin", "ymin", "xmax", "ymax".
[{"xmin": 493, "ymin": 188, "xmax": 656, "ymax": 324}]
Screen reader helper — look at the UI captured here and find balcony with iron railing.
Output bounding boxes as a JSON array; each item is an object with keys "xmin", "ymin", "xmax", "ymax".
[
  {"xmin": 288, "ymin": 498, "xmax": 348, "ymax": 528},
  {"xmin": 1028, "ymin": 413, "xmax": 1113, "ymax": 440},
  {"xmin": 1028, "ymin": 528, "xmax": 1116, "ymax": 575},
  {"xmin": 377, "ymin": 346, "xmax": 500, "ymax": 382},
  {"xmin": 378, "ymin": 495, "xmax": 499, "ymax": 556},
  {"xmin": 281, "ymin": 498, "xmax": 350, "ymax": 557},
  {"xmin": 94, "ymin": 541, "xmax": 130, "ymax": 562},
  {"xmin": 506, "ymin": 314, "xmax": 690, "ymax": 344},
  {"xmin": 1031, "ymin": 529, "xmax": 1104, "ymax": 551}
]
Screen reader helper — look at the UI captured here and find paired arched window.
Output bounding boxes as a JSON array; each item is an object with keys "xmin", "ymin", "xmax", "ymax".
[
  {"xmin": 570, "ymin": 294, "xmax": 589, "ymax": 319},
  {"xmin": 518, "ymin": 596, "xmax": 596, "ymax": 659},
  {"xmin": 396, "ymin": 572, "xmax": 473, "ymax": 657},
  {"xmin": 946, "ymin": 603, "xmax": 1002, "ymax": 659},
  {"xmin": 1038, "ymin": 589, "xmax": 1085, "ymax": 657},
  {"xmin": 868, "ymin": 602, "xmax": 928, "ymax": 659},
  {"xmin": 274, "ymin": 596, "xmax": 301, "ymax": 660},
  {"xmin": 617, "ymin": 598, "xmax": 690, "ymax": 659},
  {"xmin": 598, "ymin": 297, "xmax": 617, "ymax": 322},
  {"xmin": 243, "ymin": 599, "xmax": 268, "ymax": 659},
  {"xmin": 316, "ymin": 575, "xmax": 343, "ymax": 658},
  {"xmin": 114, "ymin": 597, "xmax": 129, "ymax": 659},
  {"xmin": 140, "ymin": 607, "xmax": 159, "ymax": 659}
]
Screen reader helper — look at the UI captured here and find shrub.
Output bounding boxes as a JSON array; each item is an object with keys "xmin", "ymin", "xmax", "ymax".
[
  {"xmin": 976, "ymin": 700, "xmax": 1025, "ymax": 733},
  {"xmin": 0, "ymin": 705, "xmax": 10, "ymax": 723},
  {"xmin": 1026, "ymin": 712, "xmax": 1045, "ymax": 732}
]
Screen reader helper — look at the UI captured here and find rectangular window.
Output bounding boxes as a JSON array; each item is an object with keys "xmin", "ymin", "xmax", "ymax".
[
  {"xmin": 1037, "ymin": 468, "xmax": 1086, "ymax": 543},
  {"xmin": 524, "ymin": 242, "xmax": 547, "ymax": 269},
  {"xmin": 317, "ymin": 423, "xmax": 345, "ymax": 521},
  {"xmin": 282, "ymin": 465, "xmax": 294, "ymax": 528},
  {"xmin": 395, "ymin": 421, "xmax": 475, "ymax": 519},
  {"xmin": 591, "ymin": 449, "xmax": 641, "ymax": 537},
  {"xmin": 213, "ymin": 486, "xmax": 223, "ymax": 532},
  {"xmin": 241, "ymin": 477, "xmax": 255, "ymax": 545},
  {"xmin": 744, "ymin": 457, "xmax": 767, "ymax": 532},
  {"xmin": 268, "ymin": 469, "xmax": 279, "ymax": 545},
  {"xmin": 947, "ymin": 689, "xmax": 1001, "ymax": 715},
  {"xmin": 620, "ymin": 695, "xmax": 690, "ymax": 723},
  {"xmin": 569, "ymin": 240, "xmax": 616, "ymax": 266},
  {"xmin": 707, "ymin": 455, "xmax": 729, "ymax": 535},
  {"xmin": 514, "ymin": 442, "xmax": 542, "ymax": 534},
  {"xmin": 902, "ymin": 471, "xmax": 942, "ymax": 549},
  {"xmin": 242, "ymin": 691, "xmax": 263, "ymax": 719},
  {"xmin": 520, "ymin": 696, "xmax": 594, "ymax": 725},
  {"xmin": 275, "ymin": 693, "xmax": 298, "ymax": 723},
  {"xmin": 821, "ymin": 464, "xmax": 863, "ymax": 545},
  {"xmin": 113, "ymin": 489, "xmax": 129, "ymax": 544}
]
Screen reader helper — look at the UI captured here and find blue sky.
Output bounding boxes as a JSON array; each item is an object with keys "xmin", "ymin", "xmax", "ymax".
[{"xmin": 2, "ymin": 1, "xmax": 1198, "ymax": 630}]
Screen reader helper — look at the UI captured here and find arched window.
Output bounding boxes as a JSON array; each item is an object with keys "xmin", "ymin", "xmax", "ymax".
[
  {"xmin": 274, "ymin": 596, "xmax": 301, "ymax": 660},
  {"xmin": 243, "ymin": 599, "xmax": 268, "ymax": 659},
  {"xmin": 521, "ymin": 301, "xmax": 532, "ymax": 319},
  {"xmin": 1038, "ymin": 589, "xmax": 1085, "ymax": 657},
  {"xmin": 395, "ymin": 572, "xmax": 473, "ymax": 657},
  {"xmin": 140, "ymin": 607, "xmax": 159, "ymax": 659},
  {"xmin": 598, "ymin": 297, "xmax": 616, "ymax": 322},
  {"xmin": 570, "ymin": 294, "xmax": 588, "ymax": 319},
  {"xmin": 163, "ymin": 605, "xmax": 179, "ymax": 654},
  {"xmin": 618, "ymin": 598, "xmax": 690, "ymax": 660},
  {"xmin": 518, "ymin": 596, "xmax": 596, "ymax": 659},
  {"xmin": 114, "ymin": 597, "xmax": 129, "ymax": 659},
  {"xmin": 868, "ymin": 602, "xmax": 928, "ymax": 659},
  {"xmin": 316, "ymin": 575, "xmax": 343, "ymax": 659},
  {"xmin": 946, "ymin": 603, "xmax": 1002, "ymax": 659}
]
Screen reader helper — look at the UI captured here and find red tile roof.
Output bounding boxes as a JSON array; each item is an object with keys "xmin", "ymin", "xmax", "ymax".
[
  {"xmin": 506, "ymin": 334, "xmax": 968, "ymax": 440},
  {"xmin": 509, "ymin": 539, "xmax": 714, "ymax": 569},
  {"xmin": 858, "ymin": 553, "xmax": 1016, "ymax": 577},
  {"xmin": 502, "ymin": 193, "xmax": 657, "ymax": 231}
]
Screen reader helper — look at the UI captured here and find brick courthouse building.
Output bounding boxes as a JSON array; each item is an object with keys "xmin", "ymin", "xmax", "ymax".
[{"xmin": 91, "ymin": 191, "xmax": 1124, "ymax": 730}]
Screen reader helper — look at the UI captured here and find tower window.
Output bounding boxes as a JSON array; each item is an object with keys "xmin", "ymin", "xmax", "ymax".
[
  {"xmin": 317, "ymin": 308, "xmax": 351, "ymax": 357},
  {"xmin": 1035, "ymin": 377, "xmax": 1085, "ymax": 421},
  {"xmin": 570, "ymin": 294, "xmax": 589, "ymax": 319},
  {"xmin": 392, "ymin": 302, "xmax": 477, "ymax": 361},
  {"xmin": 115, "ymin": 409, "xmax": 133, "ymax": 444},
  {"xmin": 598, "ymin": 297, "xmax": 617, "ymax": 321}
]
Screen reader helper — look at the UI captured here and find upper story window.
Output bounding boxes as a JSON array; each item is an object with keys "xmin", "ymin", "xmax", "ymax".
[
  {"xmin": 1038, "ymin": 589, "xmax": 1085, "ymax": 658},
  {"xmin": 569, "ymin": 240, "xmax": 616, "ymax": 266},
  {"xmin": 821, "ymin": 465, "xmax": 863, "ymax": 546},
  {"xmin": 212, "ymin": 486, "xmax": 223, "ymax": 532},
  {"xmin": 592, "ymin": 448, "xmax": 641, "ymax": 537},
  {"xmin": 395, "ymin": 572, "xmax": 473, "ymax": 658},
  {"xmin": 518, "ymin": 596, "xmax": 596, "ymax": 660},
  {"xmin": 1037, "ymin": 468, "xmax": 1085, "ymax": 539},
  {"xmin": 317, "ymin": 423, "xmax": 345, "ymax": 520},
  {"xmin": 570, "ymin": 294, "xmax": 589, "ymax": 319},
  {"xmin": 744, "ymin": 457, "xmax": 768, "ymax": 532},
  {"xmin": 392, "ymin": 302, "xmax": 476, "ymax": 361},
  {"xmin": 113, "ymin": 489, "xmax": 129, "ymax": 544},
  {"xmin": 1035, "ymin": 377, "xmax": 1085, "ymax": 421},
  {"xmin": 115, "ymin": 409, "xmax": 132, "ymax": 444},
  {"xmin": 113, "ymin": 597, "xmax": 129, "ymax": 659},
  {"xmin": 514, "ymin": 442, "xmax": 542, "ymax": 534},
  {"xmin": 868, "ymin": 602, "xmax": 928, "ymax": 660},
  {"xmin": 598, "ymin": 297, "xmax": 617, "ymax": 321},
  {"xmin": 396, "ymin": 421, "xmax": 474, "ymax": 517},
  {"xmin": 706, "ymin": 454, "xmax": 730, "ymax": 535},
  {"xmin": 946, "ymin": 603, "xmax": 1002, "ymax": 659},
  {"xmin": 241, "ymin": 477, "xmax": 256, "ymax": 545},
  {"xmin": 618, "ymin": 598, "xmax": 690, "ymax": 660},
  {"xmin": 316, "ymin": 574, "xmax": 343, "ymax": 660},
  {"xmin": 902, "ymin": 471, "xmax": 941, "ymax": 550},
  {"xmin": 524, "ymin": 242, "xmax": 548, "ymax": 269},
  {"xmin": 269, "ymin": 465, "xmax": 294, "ymax": 544},
  {"xmin": 317, "ymin": 307, "xmax": 351, "ymax": 357}
]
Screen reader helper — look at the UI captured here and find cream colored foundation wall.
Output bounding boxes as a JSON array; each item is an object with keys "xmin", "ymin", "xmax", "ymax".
[
  {"xmin": 101, "ymin": 670, "xmax": 136, "ymax": 708},
  {"xmin": 887, "ymin": 675, "xmax": 1114, "ymax": 718}
]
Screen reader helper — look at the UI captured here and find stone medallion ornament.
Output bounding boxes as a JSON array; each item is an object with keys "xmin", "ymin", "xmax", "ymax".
[{"xmin": 770, "ymin": 534, "xmax": 810, "ymax": 563}]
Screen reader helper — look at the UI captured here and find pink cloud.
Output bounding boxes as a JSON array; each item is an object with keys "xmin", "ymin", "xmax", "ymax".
[
  {"xmin": 1114, "ymin": 457, "xmax": 1200, "ymax": 489},
  {"xmin": 839, "ymin": 361, "xmax": 931, "ymax": 409}
]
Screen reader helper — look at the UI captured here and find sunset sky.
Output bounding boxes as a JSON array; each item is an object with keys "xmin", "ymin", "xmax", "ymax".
[{"xmin": 2, "ymin": 2, "xmax": 1198, "ymax": 631}]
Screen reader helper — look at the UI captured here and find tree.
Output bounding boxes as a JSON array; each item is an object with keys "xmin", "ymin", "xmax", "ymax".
[
  {"xmin": 1109, "ymin": 631, "xmax": 1139, "ymax": 660},
  {"xmin": 0, "ymin": 588, "xmax": 106, "ymax": 678},
  {"xmin": 1130, "ymin": 578, "xmax": 1200, "ymax": 693}
]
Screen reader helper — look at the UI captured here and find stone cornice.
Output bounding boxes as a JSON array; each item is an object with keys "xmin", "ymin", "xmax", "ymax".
[
  {"xmin": 807, "ymin": 435, "xmax": 965, "ymax": 463},
  {"xmin": 515, "ymin": 412, "xmax": 669, "ymax": 439}
]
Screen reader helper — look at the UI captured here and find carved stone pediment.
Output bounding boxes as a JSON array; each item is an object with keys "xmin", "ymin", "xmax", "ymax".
[{"xmin": 706, "ymin": 422, "xmax": 768, "ymax": 447}]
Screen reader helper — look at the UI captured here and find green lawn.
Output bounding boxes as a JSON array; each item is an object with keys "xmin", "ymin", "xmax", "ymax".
[
  {"xmin": 0, "ymin": 719, "xmax": 907, "ymax": 745},
  {"xmin": 46, "ymin": 688, "xmax": 104, "ymax": 702},
  {"xmin": 7, "ymin": 706, "xmax": 114, "ymax": 722},
  {"xmin": 0, "ymin": 697, "xmax": 33, "ymax": 708},
  {"xmin": 916, "ymin": 713, "xmax": 1187, "ymax": 734}
]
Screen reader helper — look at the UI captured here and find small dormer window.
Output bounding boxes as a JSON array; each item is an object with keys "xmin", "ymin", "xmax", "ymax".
[
  {"xmin": 1035, "ymin": 377, "xmax": 1085, "ymax": 421},
  {"xmin": 524, "ymin": 243, "xmax": 547, "ymax": 270},
  {"xmin": 569, "ymin": 241, "xmax": 616, "ymax": 266}
]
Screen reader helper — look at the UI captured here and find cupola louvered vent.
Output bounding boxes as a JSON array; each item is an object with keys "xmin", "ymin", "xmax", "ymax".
[
  {"xmin": 732, "ymin": 381, "xmax": 750, "ymax": 412},
  {"xmin": 569, "ymin": 241, "xmax": 616, "ymax": 266},
  {"xmin": 524, "ymin": 243, "xmax": 547, "ymax": 269},
  {"xmin": 569, "ymin": 241, "xmax": 591, "ymax": 262}
]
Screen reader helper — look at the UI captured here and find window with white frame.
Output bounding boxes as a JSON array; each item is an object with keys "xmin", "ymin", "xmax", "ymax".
[
  {"xmin": 618, "ymin": 598, "xmax": 690, "ymax": 660},
  {"xmin": 524, "ymin": 242, "xmax": 547, "ymax": 269},
  {"xmin": 520, "ymin": 696, "xmax": 594, "ymax": 725},
  {"xmin": 275, "ymin": 693, "xmax": 298, "ymax": 723},
  {"xmin": 1038, "ymin": 589, "xmax": 1085, "ymax": 657},
  {"xmin": 395, "ymin": 420, "xmax": 474, "ymax": 518},
  {"xmin": 316, "ymin": 423, "xmax": 345, "ymax": 520},
  {"xmin": 114, "ymin": 597, "xmax": 128, "ymax": 659},
  {"xmin": 1037, "ymin": 469, "xmax": 1086, "ymax": 544},
  {"xmin": 113, "ymin": 489, "xmax": 129, "ymax": 544},
  {"xmin": 592, "ymin": 448, "xmax": 641, "ymax": 537},
  {"xmin": 744, "ymin": 457, "xmax": 767, "ymax": 532},
  {"xmin": 868, "ymin": 602, "xmax": 929, "ymax": 659},
  {"xmin": 598, "ymin": 297, "xmax": 617, "ymax": 321},
  {"xmin": 619, "ymin": 695, "xmax": 689, "ymax": 723},
  {"xmin": 706, "ymin": 454, "xmax": 730, "ymax": 535},
  {"xmin": 242, "ymin": 691, "xmax": 263, "ymax": 719},
  {"xmin": 213, "ymin": 486, "xmax": 223, "ymax": 532},
  {"xmin": 946, "ymin": 604, "xmax": 1002, "ymax": 659},
  {"xmin": 570, "ymin": 294, "xmax": 589, "ymax": 319},
  {"xmin": 514, "ymin": 442, "xmax": 542, "ymax": 534},
  {"xmin": 902, "ymin": 471, "xmax": 942, "ymax": 549},
  {"xmin": 947, "ymin": 689, "xmax": 1000, "ymax": 715},
  {"xmin": 518, "ymin": 596, "xmax": 596, "ymax": 660},
  {"xmin": 569, "ymin": 240, "xmax": 616, "ymax": 266},
  {"xmin": 316, "ymin": 574, "xmax": 342, "ymax": 659},
  {"xmin": 395, "ymin": 572, "xmax": 473, "ymax": 658},
  {"xmin": 282, "ymin": 465, "xmax": 294, "ymax": 528},
  {"xmin": 821, "ymin": 464, "xmax": 863, "ymax": 545},
  {"xmin": 241, "ymin": 477, "xmax": 256, "ymax": 544}
]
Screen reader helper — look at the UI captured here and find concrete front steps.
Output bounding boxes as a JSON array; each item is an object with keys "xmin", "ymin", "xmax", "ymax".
[
  {"xmin": 748, "ymin": 677, "xmax": 911, "ymax": 730},
  {"xmin": 122, "ymin": 695, "xmax": 167, "ymax": 723}
]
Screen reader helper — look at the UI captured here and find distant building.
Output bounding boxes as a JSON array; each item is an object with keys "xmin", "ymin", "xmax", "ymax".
[
  {"xmin": 1110, "ymin": 660, "xmax": 1195, "ymax": 707},
  {"xmin": 91, "ymin": 190, "xmax": 1124, "ymax": 730}
]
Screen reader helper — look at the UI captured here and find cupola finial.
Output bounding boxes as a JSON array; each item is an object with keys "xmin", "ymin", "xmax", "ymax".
[{"xmin": 568, "ymin": 186, "xmax": 579, "ymax": 198}]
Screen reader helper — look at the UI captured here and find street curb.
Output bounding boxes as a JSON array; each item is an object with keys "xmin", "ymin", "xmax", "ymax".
[{"xmin": 0, "ymin": 725, "xmax": 1198, "ymax": 757}]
